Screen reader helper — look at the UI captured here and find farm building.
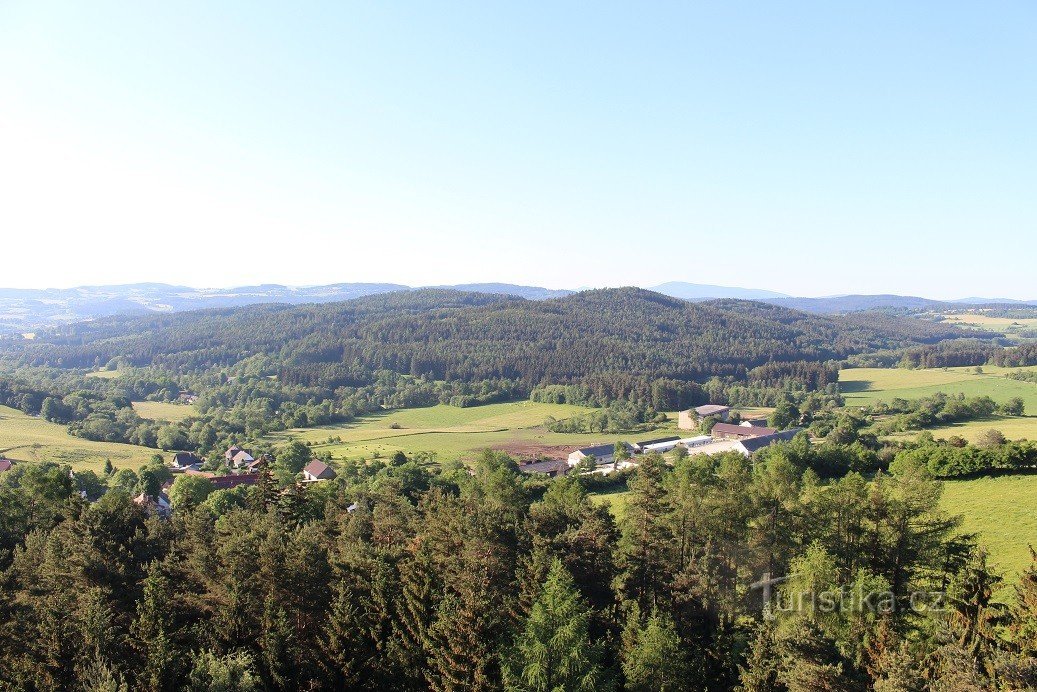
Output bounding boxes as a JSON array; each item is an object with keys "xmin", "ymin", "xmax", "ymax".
[
  {"xmin": 678, "ymin": 404, "xmax": 731, "ymax": 429},
  {"xmin": 303, "ymin": 460, "xmax": 337, "ymax": 482},
  {"xmin": 711, "ymin": 423, "xmax": 776, "ymax": 440},
  {"xmin": 518, "ymin": 460, "xmax": 569, "ymax": 477},
  {"xmin": 567, "ymin": 443, "xmax": 633, "ymax": 467},
  {"xmin": 632, "ymin": 436, "xmax": 682, "ymax": 453},
  {"xmin": 684, "ymin": 428, "xmax": 804, "ymax": 459}
]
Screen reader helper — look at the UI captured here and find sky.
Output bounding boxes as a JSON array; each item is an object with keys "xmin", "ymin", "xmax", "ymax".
[{"xmin": 1, "ymin": 2, "xmax": 1034, "ymax": 299}]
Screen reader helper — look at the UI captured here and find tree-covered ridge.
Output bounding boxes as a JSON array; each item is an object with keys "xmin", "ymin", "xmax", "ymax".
[{"xmin": 3, "ymin": 288, "xmax": 973, "ymax": 389}]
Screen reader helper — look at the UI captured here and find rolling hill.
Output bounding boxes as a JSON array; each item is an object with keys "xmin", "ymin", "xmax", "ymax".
[{"xmin": 0, "ymin": 288, "xmax": 982, "ymax": 398}]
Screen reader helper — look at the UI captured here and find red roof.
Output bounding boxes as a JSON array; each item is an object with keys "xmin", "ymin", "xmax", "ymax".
[
  {"xmin": 303, "ymin": 460, "xmax": 336, "ymax": 480},
  {"xmin": 0, "ymin": 459, "xmax": 12, "ymax": 472}
]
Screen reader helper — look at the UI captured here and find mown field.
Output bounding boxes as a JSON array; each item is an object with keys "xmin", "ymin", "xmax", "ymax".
[
  {"xmin": 268, "ymin": 401, "xmax": 693, "ymax": 463},
  {"xmin": 939, "ymin": 313, "xmax": 1037, "ymax": 341},
  {"xmin": 941, "ymin": 474, "xmax": 1037, "ymax": 581},
  {"xmin": 0, "ymin": 405, "xmax": 157, "ymax": 470},
  {"xmin": 132, "ymin": 400, "xmax": 197, "ymax": 423},
  {"xmin": 840, "ymin": 365, "xmax": 1037, "ymax": 442}
]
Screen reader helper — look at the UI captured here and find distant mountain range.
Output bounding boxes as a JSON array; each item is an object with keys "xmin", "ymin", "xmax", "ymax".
[
  {"xmin": 648, "ymin": 282, "xmax": 789, "ymax": 301},
  {"xmin": 0, "ymin": 280, "xmax": 1032, "ymax": 333}
]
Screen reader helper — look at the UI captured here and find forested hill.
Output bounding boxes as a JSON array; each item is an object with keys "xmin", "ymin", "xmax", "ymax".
[{"xmin": 1, "ymin": 288, "xmax": 979, "ymax": 393}]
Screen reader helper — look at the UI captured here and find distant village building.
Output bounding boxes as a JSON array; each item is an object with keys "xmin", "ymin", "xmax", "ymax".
[
  {"xmin": 302, "ymin": 460, "xmax": 337, "ymax": 482},
  {"xmin": 177, "ymin": 392, "xmax": 199, "ymax": 404},
  {"xmin": 678, "ymin": 405, "xmax": 731, "ymax": 429},
  {"xmin": 133, "ymin": 492, "xmax": 172, "ymax": 518},
  {"xmin": 171, "ymin": 452, "xmax": 204, "ymax": 470},
  {"xmin": 0, "ymin": 458, "xmax": 12, "ymax": 473},
  {"xmin": 230, "ymin": 450, "xmax": 255, "ymax": 469},
  {"xmin": 225, "ymin": 446, "xmax": 243, "ymax": 463},
  {"xmin": 244, "ymin": 456, "xmax": 267, "ymax": 473}
]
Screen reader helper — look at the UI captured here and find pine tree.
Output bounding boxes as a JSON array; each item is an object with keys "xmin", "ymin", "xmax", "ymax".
[
  {"xmin": 738, "ymin": 618, "xmax": 781, "ymax": 692},
  {"xmin": 130, "ymin": 564, "xmax": 179, "ymax": 692},
  {"xmin": 615, "ymin": 453, "xmax": 672, "ymax": 613},
  {"xmin": 621, "ymin": 608, "xmax": 688, "ymax": 692},
  {"xmin": 1009, "ymin": 547, "xmax": 1037, "ymax": 657},
  {"xmin": 503, "ymin": 559, "xmax": 604, "ymax": 692}
]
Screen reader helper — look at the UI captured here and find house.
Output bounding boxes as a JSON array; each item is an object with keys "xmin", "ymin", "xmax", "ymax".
[
  {"xmin": 231, "ymin": 450, "xmax": 255, "ymax": 469},
  {"xmin": 518, "ymin": 460, "xmax": 569, "ymax": 477},
  {"xmin": 742, "ymin": 418, "xmax": 770, "ymax": 428},
  {"xmin": 678, "ymin": 405, "xmax": 731, "ymax": 429},
  {"xmin": 632, "ymin": 436, "xmax": 681, "ymax": 453},
  {"xmin": 244, "ymin": 456, "xmax": 267, "ymax": 473},
  {"xmin": 225, "ymin": 446, "xmax": 243, "ymax": 463},
  {"xmin": 171, "ymin": 452, "xmax": 204, "ymax": 470},
  {"xmin": 711, "ymin": 423, "xmax": 776, "ymax": 440},
  {"xmin": 0, "ymin": 458, "xmax": 12, "ymax": 473},
  {"xmin": 133, "ymin": 492, "xmax": 172, "ymax": 518},
  {"xmin": 302, "ymin": 460, "xmax": 337, "ymax": 482},
  {"xmin": 177, "ymin": 392, "xmax": 199, "ymax": 404}
]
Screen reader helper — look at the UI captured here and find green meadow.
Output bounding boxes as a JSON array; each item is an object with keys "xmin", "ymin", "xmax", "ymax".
[
  {"xmin": 268, "ymin": 400, "xmax": 687, "ymax": 463},
  {"xmin": 941, "ymin": 474, "xmax": 1037, "ymax": 581},
  {"xmin": 132, "ymin": 400, "xmax": 197, "ymax": 423},
  {"xmin": 0, "ymin": 405, "xmax": 157, "ymax": 471},
  {"xmin": 840, "ymin": 365, "xmax": 1037, "ymax": 442}
]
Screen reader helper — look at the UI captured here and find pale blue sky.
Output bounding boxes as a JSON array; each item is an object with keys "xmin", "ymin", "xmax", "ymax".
[{"xmin": 1, "ymin": 2, "xmax": 1034, "ymax": 298}]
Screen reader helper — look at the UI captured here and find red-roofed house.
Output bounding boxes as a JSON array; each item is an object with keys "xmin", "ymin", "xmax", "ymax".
[
  {"xmin": 302, "ymin": 460, "xmax": 336, "ymax": 482},
  {"xmin": 0, "ymin": 458, "xmax": 12, "ymax": 473}
]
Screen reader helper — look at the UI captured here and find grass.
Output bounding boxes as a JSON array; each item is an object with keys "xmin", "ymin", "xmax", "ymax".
[
  {"xmin": 840, "ymin": 366, "xmax": 1037, "ymax": 441},
  {"xmin": 267, "ymin": 400, "xmax": 696, "ymax": 463},
  {"xmin": 590, "ymin": 489, "xmax": 631, "ymax": 521},
  {"xmin": 940, "ymin": 313, "xmax": 1037, "ymax": 341},
  {"xmin": 941, "ymin": 474, "xmax": 1037, "ymax": 581},
  {"xmin": 84, "ymin": 369, "xmax": 122, "ymax": 379},
  {"xmin": 132, "ymin": 401, "xmax": 197, "ymax": 423},
  {"xmin": 0, "ymin": 405, "xmax": 158, "ymax": 471}
]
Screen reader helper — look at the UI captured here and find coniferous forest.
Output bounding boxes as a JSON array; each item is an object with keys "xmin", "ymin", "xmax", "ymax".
[{"xmin": 2, "ymin": 449, "xmax": 1036, "ymax": 690}]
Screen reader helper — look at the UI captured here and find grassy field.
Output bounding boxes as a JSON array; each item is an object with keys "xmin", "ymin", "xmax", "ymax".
[
  {"xmin": 0, "ymin": 405, "xmax": 158, "ymax": 470},
  {"xmin": 268, "ymin": 401, "xmax": 693, "ymax": 463},
  {"xmin": 940, "ymin": 313, "xmax": 1037, "ymax": 341},
  {"xmin": 840, "ymin": 366, "xmax": 1037, "ymax": 442},
  {"xmin": 590, "ymin": 488, "xmax": 631, "ymax": 521},
  {"xmin": 84, "ymin": 369, "xmax": 122, "ymax": 379},
  {"xmin": 132, "ymin": 401, "xmax": 197, "ymax": 423},
  {"xmin": 941, "ymin": 474, "xmax": 1037, "ymax": 581}
]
